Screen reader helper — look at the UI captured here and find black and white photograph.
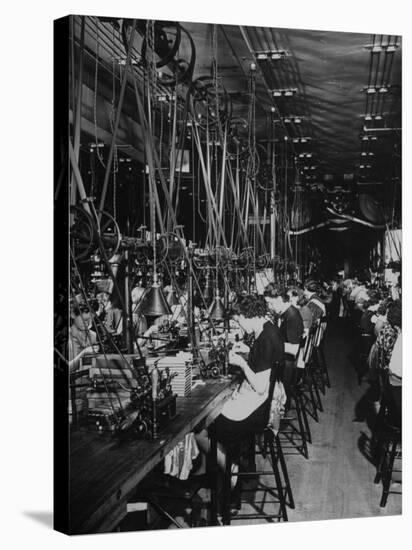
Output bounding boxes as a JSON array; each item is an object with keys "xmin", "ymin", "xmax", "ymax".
[{"xmin": 53, "ymin": 12, "xmax": 403, "ymax": 536}]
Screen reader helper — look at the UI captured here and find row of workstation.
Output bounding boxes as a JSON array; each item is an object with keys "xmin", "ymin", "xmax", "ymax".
[{"xmin": 69, "ymin": 376, "xmax": 233, "ymax": 534}]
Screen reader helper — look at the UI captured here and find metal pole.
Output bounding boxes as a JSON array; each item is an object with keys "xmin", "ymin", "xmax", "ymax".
[
  {"xmin": 70, "ymin": 16, "xmax": 85, "ymax": 210},
  {"xmin": 68, "ymin": 140, "xmax": 91, "ymax": 215},
  {"xmin": 124, "ymin": 249, "xmax": 134, "ymax": 354},
  {"xmin": 223, "ymin": 282, "xmax": 229, "ymax": 377},
  {"xmin": 98, "ymin": 20, "xmax": 137, "ymax": 216},
  {"xmin": 270, "ymin": 194, "xmax": 276, "ymax": 260},
  {"xmin": 187, "ymin": 244, "xmax": 197, "ymax": 356}
]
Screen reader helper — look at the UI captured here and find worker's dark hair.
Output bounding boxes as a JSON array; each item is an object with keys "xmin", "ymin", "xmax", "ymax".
[
  {"xmin": 377, "ymin": 298, "xmax": 391, "ymax": 316},
  {"xmin": 365, "ymin": 290, "xmax": 380, "ymax": 307},
  {"xmin": 70, "ymin": 293, "xmax": 99, "ymax": 317},
  {"xmin": 264, "ymin": 284, "xmax": 290, "ymax": 302},
  {"xmin": 304, "ymin": 279, "xmax": 320, "ymax": 294},
  {"xmin": 71, "ymin": 304, "xmax": 90, "ymax": 317},
  {"xmin": 109, "ymin": 290, "xmax": 123, "ymax": 310},
  {"xmin": 287, "ymin": 285, "xmax": 304, "ymax": 299},
  {"xmin": 231, "ymin": 294, "xmax": 267, "ymax": 319},
  {"xmin": 387, "ymin": 299, "xmax": 402, "ymax": 329}
]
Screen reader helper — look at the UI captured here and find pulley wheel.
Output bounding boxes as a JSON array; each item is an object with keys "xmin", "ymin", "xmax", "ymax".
[
  {"xmin": 70, "ymin": 205, "xmax": 96, "ymax": 261},
  {"xmin": 96, "ymin": 210, "xmax": 121, "ymax": 259}
]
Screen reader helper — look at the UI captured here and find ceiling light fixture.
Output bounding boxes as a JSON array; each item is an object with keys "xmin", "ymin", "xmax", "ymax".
[
  {"xmin": 89, "ymin": 142, "xmax": 104, "ymax": 151},
  {"xmin": 364, "ymin": 86, "xmax": 390, "ymax": 94},
  {"xmin": 255, "ymin": 50, "xmax": 287, "ymax": 61},
  {"xmin": 256, "ymin": 49, "xmax": 287, "ymax": 60},
  {"xmin": 282, "ymin": 116, "xmax": 303, "ymax": 123},
  {"xmin": 364, "ymin": 114, "xmax": 384, "ymax": 121},
  {"xmin": 363, "ymin": 125, "xmax": 401, "ymax": 133},
  {"xmin": 117, "ymin": 57, "xmax": 139, "ymax": 66},
  {"xmin": 361, "ymin": 134, "xmax": 379, "ymax": 142},
  {"xmin": 366, "ymin": 44, "xmax": 399, "ymax": 53},
  {"xmin": 272, "ymin": 88, "xmax": 297, "ymax": 97}
]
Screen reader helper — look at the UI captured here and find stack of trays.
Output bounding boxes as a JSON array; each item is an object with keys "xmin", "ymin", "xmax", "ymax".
[
  {"xmin": 89, "ymin": 355, "xmax": 135, "ymax": 385},
  {"xmin": 157, "ymin": 352, "xmax": 193, "ymax": 397}
]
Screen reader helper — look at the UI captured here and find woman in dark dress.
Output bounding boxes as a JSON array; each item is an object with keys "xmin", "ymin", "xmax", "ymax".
[{"xmin": 195, "ymin": 294, "xmax": 284, "ymax": 475}]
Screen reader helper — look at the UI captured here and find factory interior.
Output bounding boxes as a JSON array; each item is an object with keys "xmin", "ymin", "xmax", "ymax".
[{"xmin": 53, "ymin": 15, "xmax": 402, "ymax": 535}]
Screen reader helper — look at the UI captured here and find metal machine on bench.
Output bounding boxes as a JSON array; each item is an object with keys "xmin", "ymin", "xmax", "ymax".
[{"xmin": 84, "ymin": 355, "xmax": 177, "ymax": 439}]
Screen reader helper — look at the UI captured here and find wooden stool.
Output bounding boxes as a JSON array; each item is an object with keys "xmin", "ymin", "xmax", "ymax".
[
  {"xmin": 373, "ymin": 412, "xmax": 402, "ymax": 508},
  {"xmin": 279, "ymin": 386, "xmax": 311, "ymax": 459},
  {"xmin": 311, "ymin": 317, "xmax": 330, "ymax": 394},
  {"xmin": 222, "ymin": 427, "xmax": 293, "ymax": 524}
]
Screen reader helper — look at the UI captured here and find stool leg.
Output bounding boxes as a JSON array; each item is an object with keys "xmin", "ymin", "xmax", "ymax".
[
  {"xmin": 374, "ymin": 437, "xmax": 387, "ymax": 484},
  {"xmin": 222, "ymin": 455, "xmax": 232, "ymax": 525},
  {"xmin": 294, "ymin": 391, "xmax": 309, "ymax": 459},
  {"xmin": 297, "ymin": 388, "xmax": 313, "ymax": 443},
  {"xmin": 319, "ymin": 344, "xmax": 331, "ymax": 388},
  {"xmin": 380, "ymin": 440, "xmax": 398, "ymax": 508},
  {"xmin": 302, "ymin": 370, "xmax": 319, "ymax": 423},
  {"xmin": 275, "ymin": 434, "xmax": 295, "ymax": 509},
  {"xmin": 209, "ymin": 426, "xmax": 219, "ymax": 525},
  {"xmin": 310, "ymin": 366, "xmax": 324, "ymax": 412},
  {"xmin": 312, "ymin": 349, "xmax": 326, "ymax": 395},
  {"xmin": 268, "ymin": 434, "xmax": 288, "ymax": 521}
]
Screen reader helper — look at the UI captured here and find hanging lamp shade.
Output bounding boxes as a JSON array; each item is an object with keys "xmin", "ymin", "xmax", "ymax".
[
  {"xmin": 290, "ymin": 191, "xmax": 312, "ymax": 230},
  {"xmin": 358, "ymin": 194, "xmax": 386, "ymax": 224},
  {"xmin": 208, "ymin": 291, "xmax": 226, "ymax": 321},
  {"xmin": 138, "ymin": 283, "xmax": 171, "ymax": 317}
]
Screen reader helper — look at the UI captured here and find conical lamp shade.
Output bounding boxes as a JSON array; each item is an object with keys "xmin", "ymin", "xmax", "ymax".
[
  {"xmin": 208, "ymin": 294, "xmax": 226, "ymax": 321},
  {"xmin": 138, "ymin": 283, "xmax": 171, "ymax": 317}
]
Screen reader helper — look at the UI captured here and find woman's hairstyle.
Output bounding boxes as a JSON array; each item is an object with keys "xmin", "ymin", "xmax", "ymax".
[
  {"xmin": 287, "ymin": 285, "xmax": 308, "ymax": 306},
  {"xmin": 387, "ymin": 299, "xmax": 402, "ymax": 329},
  {"xmin": 365, "ymin": 290, "xmax": 380, "ymax": 307},
  {"xmin": 70, "ymin": 295, "xmax": 98, "ymax": 317},
  {"xmin": 110, "ymin": 290, "xmax": 123, "ymax": 310},
  {"xmin": 71, "ymin": 304, "xmax": 90, "ymax": 317},
  {"xmin": 263, "ymin": 284, "xmax": 290, "ymax": 302},
  {"xmin": 304, "ymin": 279, "xmax": 320, "ymax": 294},
  {"xmin": 377, "ymin": 298, "xmax": 391, "ymax": 316},
  {"xmin": 231, "ymin": 294, "xmax": 267, "ymax": 319},
  {"xmin": 287, "ymin": 286, "xmax": 303, "ymax": 298}
]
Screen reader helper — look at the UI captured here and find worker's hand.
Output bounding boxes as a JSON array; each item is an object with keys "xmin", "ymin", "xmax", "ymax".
[
  {"xmin": 83, "ymin": 345, "xmax": 99, "ymax": 355},
  {"xmin": 144, "ymin": 325, "xmax": 158, "ymax": 337},
  {"xmin": 228, "ymin": 350, "xmax": 245, "ymax": 369},
  {"xmin": 232, "ymin": 341, "xmax": 250, "ymax": 354}
]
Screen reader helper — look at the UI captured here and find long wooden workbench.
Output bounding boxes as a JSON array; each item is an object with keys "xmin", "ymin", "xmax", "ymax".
[{"xmin": 69, "ymin": 378, "xmax": 233, "ymax": 534}]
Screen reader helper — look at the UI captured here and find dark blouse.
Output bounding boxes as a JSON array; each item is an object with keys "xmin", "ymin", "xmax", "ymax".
[{"xmin": 248, "ymin": 320, "xmax": 284, "ymax": 373}]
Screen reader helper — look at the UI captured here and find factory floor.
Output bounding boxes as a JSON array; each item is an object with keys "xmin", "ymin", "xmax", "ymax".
[
  {"xmin": 164, "ymin": 319, "xmax": 402, "ymax": 529},
  {"xmin": 267, "ymin": 319, "xmax": 401, "ymax": 523}
]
